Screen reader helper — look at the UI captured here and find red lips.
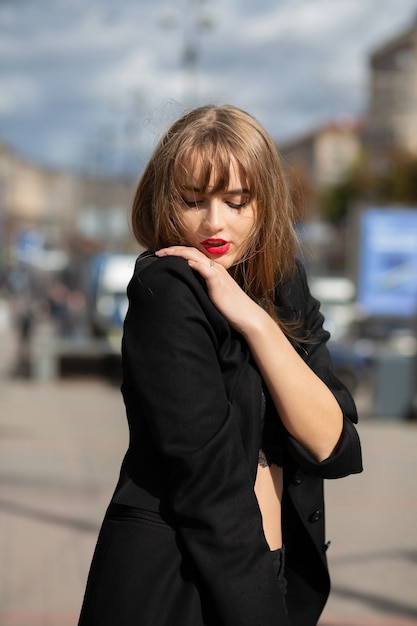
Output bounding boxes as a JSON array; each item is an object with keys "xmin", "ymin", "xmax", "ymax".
[{"xmin": 201, "ymin": 239, "xmax": 231, "ymax": 255}]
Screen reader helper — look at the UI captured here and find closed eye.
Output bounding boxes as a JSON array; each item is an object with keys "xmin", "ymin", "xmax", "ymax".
[
  {"xmin": 226, "ymin": 199, "xmax": 249, "ymax": 209},
  {"xmin": 181, "ymin": 190, "xmax": 250, "ymax": 210}
]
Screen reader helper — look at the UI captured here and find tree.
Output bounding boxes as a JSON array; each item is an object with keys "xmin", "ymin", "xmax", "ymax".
[{"xmin": 320, "ymin": 150, "xmax": 417, "ymax": 223}]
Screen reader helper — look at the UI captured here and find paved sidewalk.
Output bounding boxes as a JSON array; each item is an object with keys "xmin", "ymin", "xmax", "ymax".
[
  {"xmin": 321, "ymin": 422, "xmax": 417, "ymax": 626},
  {"xmin": 0, "ymin": 303, "xmax": 417, "ymax": 625}
]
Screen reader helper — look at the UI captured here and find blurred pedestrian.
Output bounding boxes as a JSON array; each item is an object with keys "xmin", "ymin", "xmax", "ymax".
[
  {"xmin": 12, "ymin": 294, "xmax": 34, "ymax": 378},
  {"xmin": 78, "ymin": 104, "xmax": 362, "ymax": 626}
]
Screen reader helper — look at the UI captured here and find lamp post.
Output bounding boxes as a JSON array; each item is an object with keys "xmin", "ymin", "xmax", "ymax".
[{"xmin": 160, "ymin": 0, "xmax": 215, "ymax": 105}]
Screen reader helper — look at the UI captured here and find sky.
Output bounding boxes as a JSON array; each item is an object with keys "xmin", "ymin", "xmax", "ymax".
[{"xmin": 1, "ymin": 0, "xmax": 416, "ymax": 176}]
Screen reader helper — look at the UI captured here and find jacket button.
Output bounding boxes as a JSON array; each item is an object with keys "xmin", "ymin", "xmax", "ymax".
[
  {"xmin": 291, "ymin": 473, "xmax": 303, "ymax": 486},
  {"xmin": 309, "ymin": 509, "xmax": 323, "ymax": 523}
]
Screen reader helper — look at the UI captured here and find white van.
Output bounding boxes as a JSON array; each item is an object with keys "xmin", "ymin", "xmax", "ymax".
[{"xmin": 88, "ymin": 253, "xmax": 137, "ymax": 342}]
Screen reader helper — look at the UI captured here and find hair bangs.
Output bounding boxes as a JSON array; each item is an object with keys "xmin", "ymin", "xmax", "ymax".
[{"xmin": 172, "ymin": 135, "xmax": 253, "ymax": 199}]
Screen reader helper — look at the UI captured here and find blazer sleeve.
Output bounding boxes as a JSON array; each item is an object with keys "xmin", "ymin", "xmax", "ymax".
[
  {"xmin": 123, "ymin": 256, "xmax": 288, "ymax": 626},
  {"xmin": 283, "ymin": 261, "xmax": 363, "ymax": 479}
]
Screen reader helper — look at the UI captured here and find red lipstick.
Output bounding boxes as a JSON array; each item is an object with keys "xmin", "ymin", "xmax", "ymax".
[{"xmin": 201, "ymin": 239, "xmax": 231, "ymax": 255}]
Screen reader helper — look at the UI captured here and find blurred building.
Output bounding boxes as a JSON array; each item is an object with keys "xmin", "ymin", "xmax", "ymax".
[
  {"xmin": 278, "ymin": 118, "xmax": 363, "ymax": 220},
  {"xmin": 280, "ymin": 119, "xmax": 363, "ymax": 189},
  {"xmin": 0, "ymin": 143, "xmax": 78, "ymax": 248},
  {"xmin": 365, "ymin": 18, "xmax": 417, "ymax": 159},
  {"xmin": 278, "ymin": 17, "xmax": 417, "ymax": 221},
  {"xmin": 0, "ymin": 142, "xmax": 137, "ymax": 272}
]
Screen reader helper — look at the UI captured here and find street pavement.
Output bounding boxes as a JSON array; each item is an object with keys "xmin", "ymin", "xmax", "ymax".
[{"xmin": 0, "ymin": 300, "xmax": 416, "ymax": 626}]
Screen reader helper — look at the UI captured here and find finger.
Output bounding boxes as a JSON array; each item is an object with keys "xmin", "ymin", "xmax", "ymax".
[
  {"xmin": 156, "ymin": 246, "xmax": 200, "ymax": 260},
  {"xmin": 155, "ymin": 247, "xmax": 220, "ymax": 281},
  {"xmin": 156, "ymin": 246, "xmax": 210, "ymax": 266},
  {"xmin": 188, "ymin": 258, "xmax": 216, "ymax": 271},
  {"xmin": 155, "ymin": 246, "xmax": 189, "ymax": 257}
]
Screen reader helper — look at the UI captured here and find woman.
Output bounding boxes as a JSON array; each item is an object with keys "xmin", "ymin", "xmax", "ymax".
[{"xmin": 78, "ymin": 104, "xmax": 362, "ymax": 626}]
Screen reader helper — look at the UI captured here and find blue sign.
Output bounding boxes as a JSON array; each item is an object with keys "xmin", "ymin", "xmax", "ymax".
[
  {"xmin": 14, "ymin": 229, "xmax": 45, "ymax": 262},
  {"xmin": 358, "ymin": 208, "xmax": 417, "ymax": 317}
]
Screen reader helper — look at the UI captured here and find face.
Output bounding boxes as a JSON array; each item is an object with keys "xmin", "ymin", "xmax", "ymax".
[{"xmin": 178, "ymin": 158, "xmax": 256, "ymax": 269}]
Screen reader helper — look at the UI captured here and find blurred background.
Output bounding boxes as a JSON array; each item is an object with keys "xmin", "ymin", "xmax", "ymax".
[{"xmin": 1, "ymin": 1, "xmax": 417, "ymax": 625}]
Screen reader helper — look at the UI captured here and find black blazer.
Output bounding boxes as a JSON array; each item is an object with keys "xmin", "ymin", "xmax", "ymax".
[{"xmin": 99, "ymin": 254, "xmax": 362, "ymax": 626}]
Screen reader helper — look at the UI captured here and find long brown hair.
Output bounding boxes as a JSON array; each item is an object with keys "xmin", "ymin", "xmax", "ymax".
[{"xmin": 131, "ymin": 104, "xmax": 299, "ymax": 325}]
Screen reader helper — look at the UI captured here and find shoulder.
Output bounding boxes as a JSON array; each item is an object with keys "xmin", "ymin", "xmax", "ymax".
[
  {"xmin": 132, "ymin": 251, "xmax": 197, "ymax": 284},
  {"xmin": 125, "ymin": 253, "xmax": 222, "ymax": 332},
  {"xmin": 128, "ymin": 253, "xmax": 206, "ymax": 302}
]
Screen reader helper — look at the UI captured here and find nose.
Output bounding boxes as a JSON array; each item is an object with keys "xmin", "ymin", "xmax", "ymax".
[{"xmin": 203, "ymin": 197, "xmax": 224, "ymax": 233}]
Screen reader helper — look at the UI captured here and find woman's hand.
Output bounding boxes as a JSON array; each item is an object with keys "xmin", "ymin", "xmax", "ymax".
[{"xmin": 155, "ymin": 246, "xmax": 266, "ymax": 334}]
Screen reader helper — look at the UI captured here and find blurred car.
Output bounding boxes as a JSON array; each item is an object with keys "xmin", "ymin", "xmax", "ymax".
[
  {"xmin": 87, "ymin": 253, "xmax": 137, "ymax": 343},
  {"xmin": 309, "ymin": 274, "xmax": 371, "ymax": 393},
  {"xmin": 309, "ymin": 275, "xmax": 357, "ymax": 343},
  {"xmin": 328, "ymin": 340, "xmax": 372, "ymax": 394}
]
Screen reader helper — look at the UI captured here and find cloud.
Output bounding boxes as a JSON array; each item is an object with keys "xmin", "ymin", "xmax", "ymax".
[
  {"xmin": 0, "ymin": 76, "xmax": 43, "ymax": 116},
  {"xmin": 0, "ymin": 0, "xmax": 416, "ymax": 172}
]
